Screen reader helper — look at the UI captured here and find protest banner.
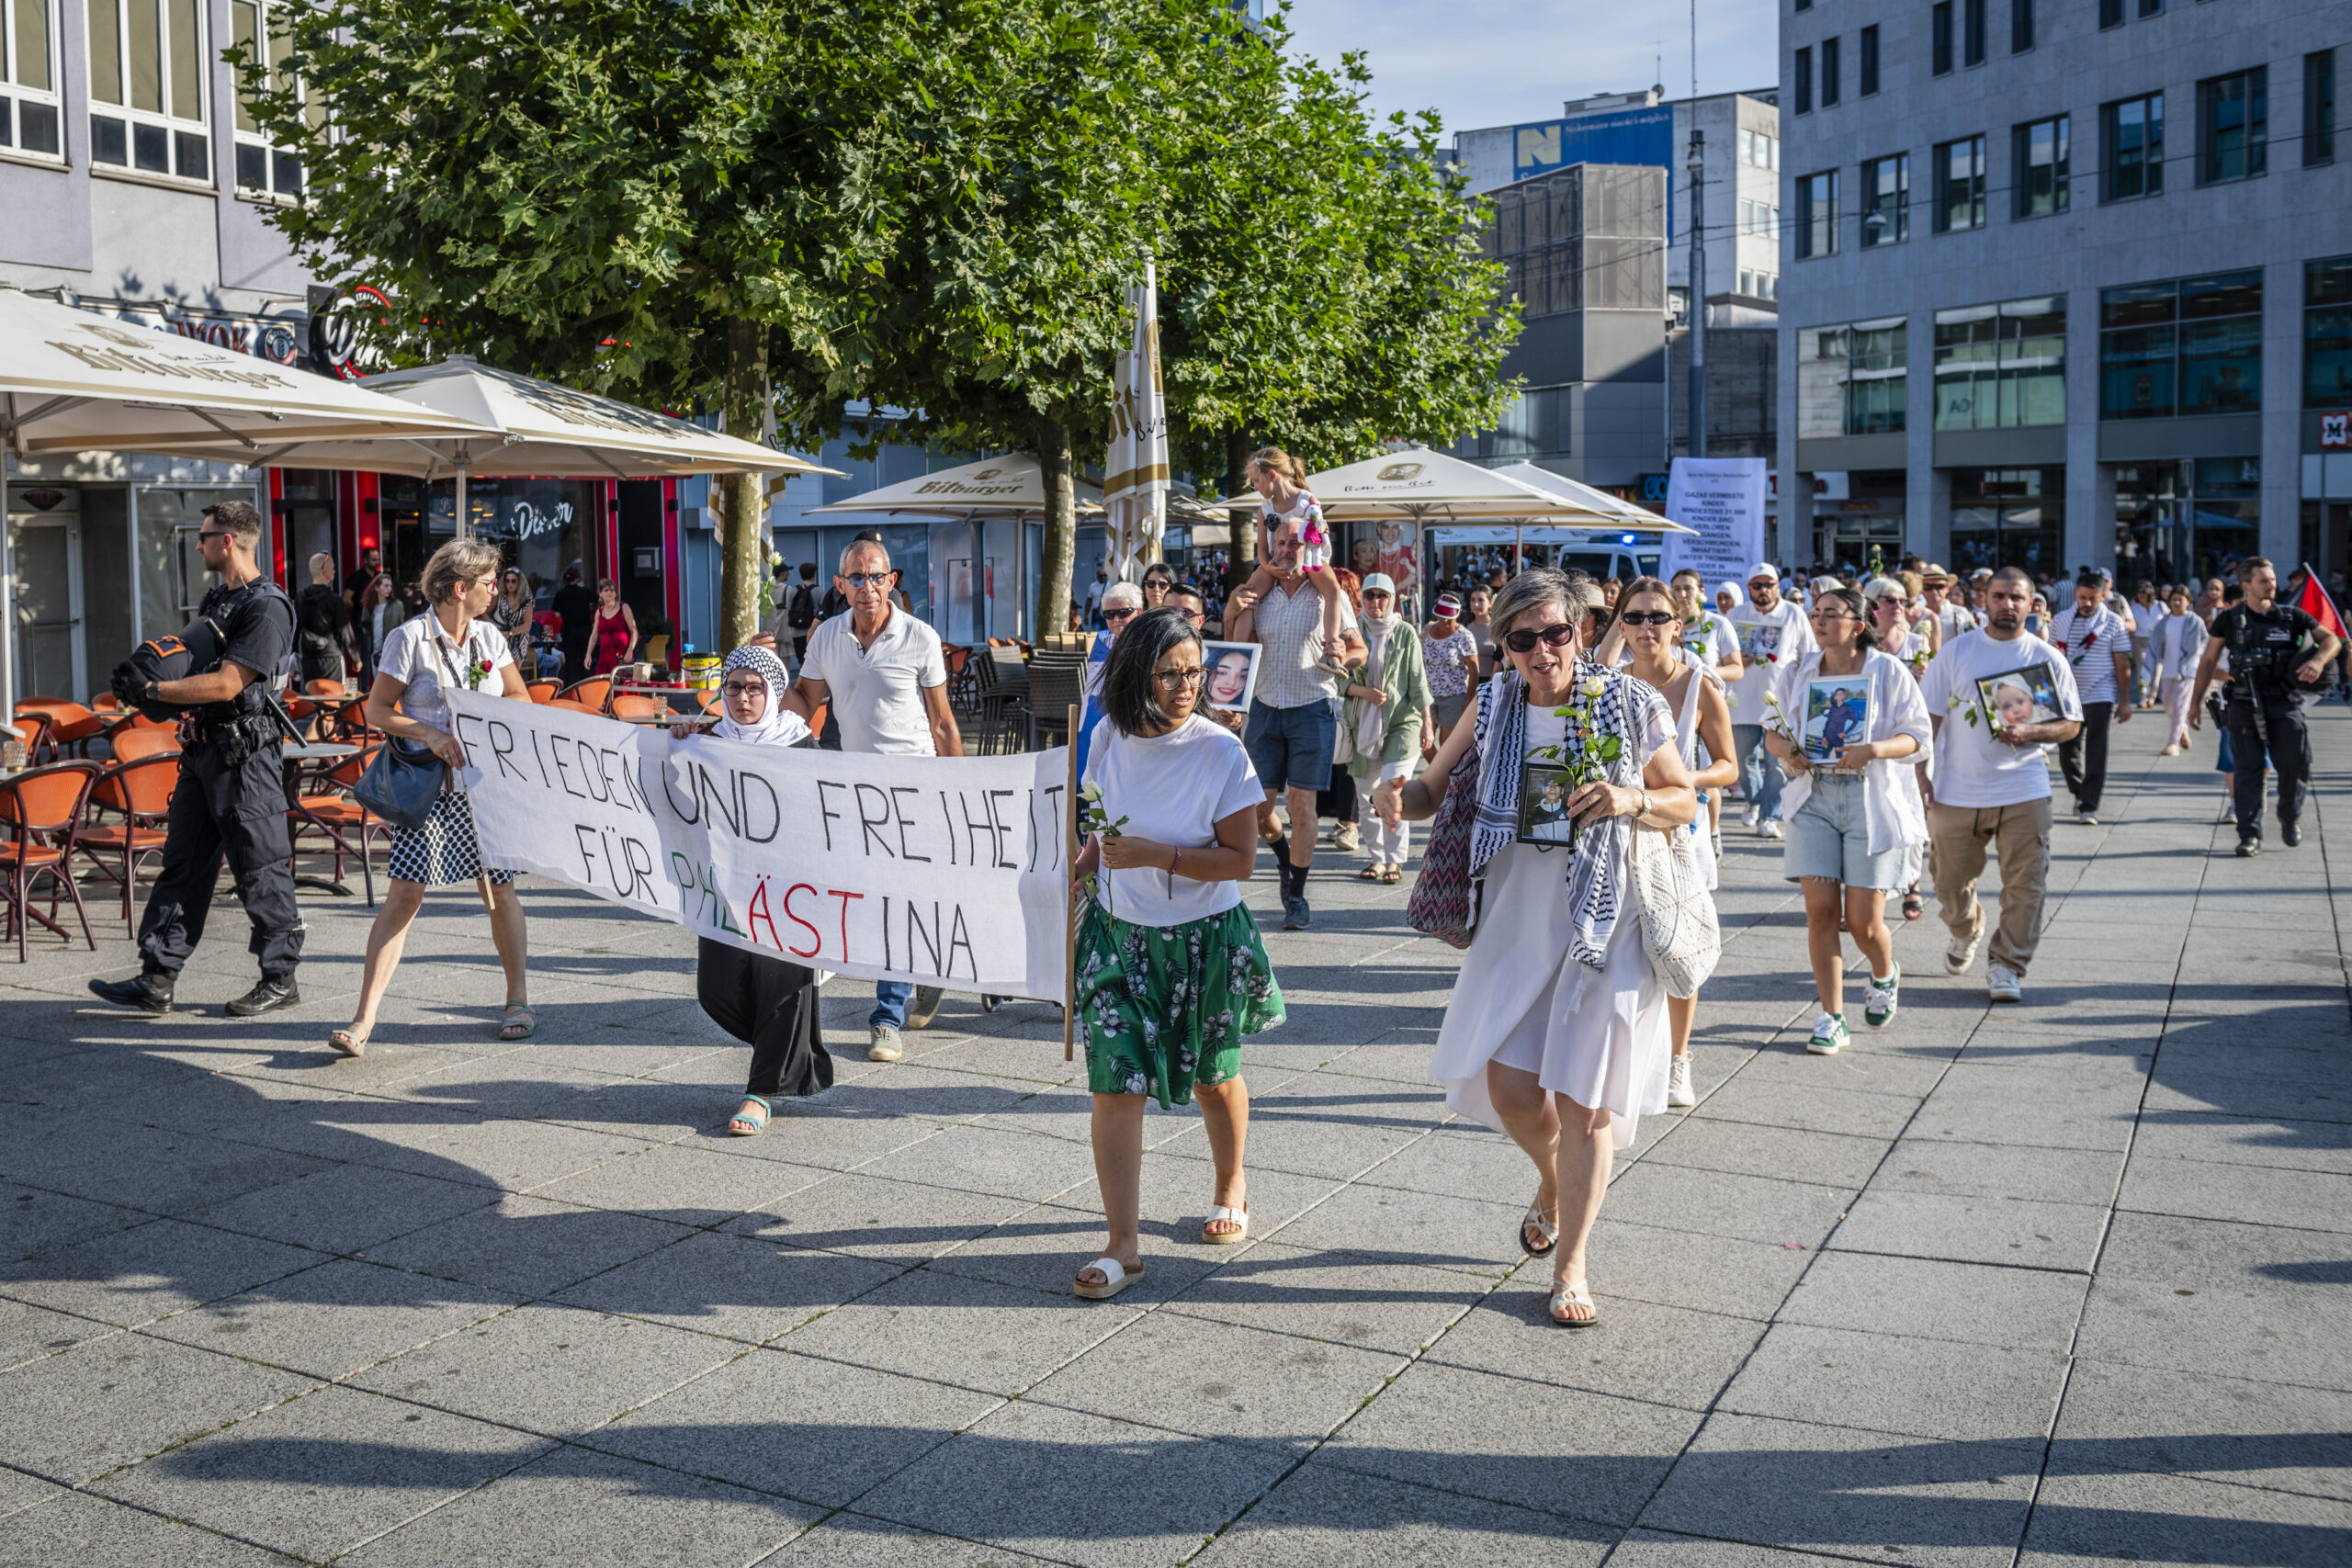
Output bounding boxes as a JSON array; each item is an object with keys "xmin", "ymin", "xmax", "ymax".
[
  {"xmin": 1658, "ymin": 457, "xmax": 1768, "ymax": 584},
  {"xmin": 446, "ymin": 692, "xmax": 1072, "ymax": 999}
]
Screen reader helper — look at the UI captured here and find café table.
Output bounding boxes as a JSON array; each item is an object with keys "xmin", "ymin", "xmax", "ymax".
[{"xmin": 279, "ymin": 740, "xmax": 361, "ymax": 896}]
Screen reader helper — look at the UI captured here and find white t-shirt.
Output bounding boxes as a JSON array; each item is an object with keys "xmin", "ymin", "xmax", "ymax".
[
  {"xmin": 1919, "ymin": 628, "xmax": 2084, "ymax": 808},
  {"xmin": 1683, "ymin": 607, "xmax": 1737, "ymax": 670},
  {"xmin": 799, "ymin": 608, "xmax": 949, "ymax": 755},
  {"xmin": 1726, "ymin": 598, "xmax": 1816, "ymax": 728},
  {"xmin": 1937, "ymin": 601, "xmax": 1980, "ymax": 641},
  {"xmin": 2047, "ymin": 604, "xmax": 2132, "ymax": 705},
  {"xmin": 1081, "ymin": 713, "xmax": 1265, "ymax": 929},
  {"xmin": 378, "ymin": 613, "xmax": 514, "ymax": 733}
]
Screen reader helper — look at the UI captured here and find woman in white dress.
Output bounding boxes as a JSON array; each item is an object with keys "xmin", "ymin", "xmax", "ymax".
[
  {"xmin": 1377, "ymin": 569, "xmax": 1697, "ymax": 1326},
  {"xmin": 1618, "ymin": 578, "xmax": 1736, "ymax": 1111}
]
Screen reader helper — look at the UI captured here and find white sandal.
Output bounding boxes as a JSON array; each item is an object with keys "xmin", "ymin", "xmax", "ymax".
[
  {"xmin": 1074, "ymin": 1256, "xmax": 1144, "ymax": 1300},
  {"xmin": 1200, "ymin": 1204, "xmax": 1250, "ymax": 1246},
  {"xmin": 1549, "ymin": 1278, "xmax": 1598, "ymax": 1327},
  {"xmin": 1519, "ymin": 1197, "xmax": 1559, "ymax": 1257}
]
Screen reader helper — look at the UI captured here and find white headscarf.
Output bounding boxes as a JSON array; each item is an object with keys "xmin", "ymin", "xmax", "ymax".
[
  {"xmin": 1716, "ymin": 581, "xmax": 1746, "ymax": 611},
  {"xmin": 713, "ymin": 645, "xmax": 809, "ymax": 748}
]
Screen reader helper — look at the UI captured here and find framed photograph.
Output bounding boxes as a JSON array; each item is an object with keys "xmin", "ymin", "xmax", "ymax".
[
  {"xmin": 1802, "ymin": 677, "xmax": 1874, "ymax": 767},
  {"xmin": 1200, "ymin": 641, "xmax": 1261, "ymax": 714},
  {"xmin": 1736, "ymin": 621, "xmax": 1783, "ymax": 663},
  {"xmin": 1975, "ymin": 662, "xmax": 2064, "ymax": 734},
  {"xmin": 1516, "ymin": 761, "xmax": 1578, "ymax": 849}
]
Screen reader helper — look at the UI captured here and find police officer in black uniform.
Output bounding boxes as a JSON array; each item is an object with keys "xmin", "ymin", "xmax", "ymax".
[
  {"xmin": 89, "ymin": 501, "xmax": 307, "ymax": 1015},
  {"xmin": 2190, "ymin": 555, "xmax": 2343, "ymax": 857}
]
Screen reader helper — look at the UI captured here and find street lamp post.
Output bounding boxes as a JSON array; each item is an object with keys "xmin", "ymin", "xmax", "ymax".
[{"xmin": 1687, "ymin": 129, "xmax": 1707, "ymax": 460}]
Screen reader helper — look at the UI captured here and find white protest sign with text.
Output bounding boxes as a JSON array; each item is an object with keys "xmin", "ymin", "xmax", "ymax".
[
  {"xmin": 446, "ymin": 692, "xmax": 1071, "ymax": 998},
  {"xmin": 1658, "ymin": 457, "xmax": 1768, "ymax": 585}
]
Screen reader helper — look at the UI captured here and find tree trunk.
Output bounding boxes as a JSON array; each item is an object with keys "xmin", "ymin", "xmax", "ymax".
[
  {"xmin": 1036, "ymin": 415, "xmax": 1076, "ymax": 640},
  {"xmin": 718, "ymin": 316, "xmax": 770, "ymax": 653},
  {"xmin": 1224, "ymin": 425, "xmax": 1253, "ymax": 593}
]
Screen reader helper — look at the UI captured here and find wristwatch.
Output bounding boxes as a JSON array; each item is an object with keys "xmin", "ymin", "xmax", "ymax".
[{"xmin": 1635, "ymin": 790, "xmax": 1654, "ymax": 821}]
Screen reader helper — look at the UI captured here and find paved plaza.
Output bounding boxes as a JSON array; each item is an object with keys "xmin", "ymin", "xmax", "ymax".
[{"xmin": 0, "ymin": 708, "xmax": 2346, "ymax": 1567}]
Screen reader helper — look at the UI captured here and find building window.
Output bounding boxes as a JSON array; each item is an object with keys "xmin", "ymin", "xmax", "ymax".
[
  {"xmin": 86, "ymin": 0, "xmax": 210, "ymax": 180},
  {"xmin": 1860, "ymin": 26, "xmax": 1880, "ymax": 95},
  {"xmin": 2015, "ymin": 115, "xmax": 2071, "ymax": 217},
  {"xmin": 2011, "ymin": 0, "xmax": 2032, "ymax": 51},
  {"xmin": 2102, "ymin": 93, "xmax": 2165, "ymax": 200},
  {"xmin": 1794, "ymin": 46, "xmax": 1812, "ymax": 115},
  {"xmin": 1963, "ymin": 0, "xmax": 1986, "ymax": 66},
  {"xmin": 1821, "ymin": 37, "xmax": 1841, "ymax": 107},
  {"xmin": 231, "ymin": 1, "xmax": 320, "ymax": 197},
  {"xmin": 1932, "ymin": 2, "xmax": 1953, "ymax": 75},
  {"xmin": 2099, "ymin": 270, "xmax": 2263, "ymax": 420},
  {"xmin": 2199, "ymin": 68, "xmax": 2267, "ymax": 182},
  {"xmin": 1738, "ymin": 270, "xmax": 1779, "ymax": 300},
  {"xmin": 2138, "ymin": 0, "xmax": 2161, "ymax": 16},
  {"xmin": 2308, "ymin": 51, "xmax": 2336, "ymax": 165},
  {"xmin": 2100, "ymin": 0, "xmax": 2122, "ymax": 27},
  {"xmin": 1794, "ymin": 0, "xmax": 1810, "ymax": 9},
  {"xmin": 1738, "ymin": 198, "xmax": 1780, "ymax": 237},
  {"xmin": 1, "ymin": 0, "xmax": 62, "ymax": 157},
  {"xmin": 1935, "ymin": 136, "xmax": 1986, "ymax": 231},
  {"xmin": 1796, "ymin": 169, "xmax": 1839, "ymax": 258},
  {"xmin": 1934, "ymin": 297, "xmax": 2066, "ymax": 429},
  {"xmin": 1861, "ymin": 152, "xmax": 1909, "ymax": 246},
  {"xmin": 2303, "ymin": 255, "xmax": 2352, "ymax": 408},
  {"xmin": 1738, "ymin": 128, "xmax": 1780, "ymax": 168},
  {"xmin": 1798, "ymin": 318, "xmax": 1909, "ymax": 437},
  {"xmin": 1951, "ymin": 468, "xmax": 2064, "ymax": 577}
]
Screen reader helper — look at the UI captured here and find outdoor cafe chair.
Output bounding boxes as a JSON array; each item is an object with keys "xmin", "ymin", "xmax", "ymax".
[
  {"xmin": 9, "ymin": 712, "xmax": 52, "ymax": 765},
  {"xmin": 290, "ymin": 743, "xmax": 390, "ymax": 906},
  {"xmin": 560, "ymin": 675, "xmax": 613, "ymax": 713},
  {"xmin": 0, "ymin": 760, "xmax": 101, "ymax": 960},
  {"xmin": 526, "ymin": 680, "xmax": 561, "ymax": 704},
  {"xmin": 75, "ymin": 752, "xmax": 178, "ymax": 937},
  {"xmin": 17, "ymin": 698, "xmax": 106, "ymax": 758},
  {"xmin": 108, "ymin": 728, "xmax": 183, "ymax": 765}
]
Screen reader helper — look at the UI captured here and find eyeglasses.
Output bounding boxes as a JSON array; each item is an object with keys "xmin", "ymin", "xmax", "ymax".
[
  {"xmin": 1501, "ymin": 622, "xmax": 1579, "ymax": 653},
  {"xmin": 1103, "ymin": 606, "xmax": 1137, "ymax": 622},
  {"xmin": 842, "ymin": 571, "xmax": 892, "ymax": 588},
  {"xmin": 1154, "ymin": 668, "xmax": 1206, "ymax": 689},
  {"xmin": 721, "ymin": 681, "xmax": 769, "ymax": 696},
  {"xmin": 1616, "ymin": 610, "xmax": 1676, "ymax": 627}
]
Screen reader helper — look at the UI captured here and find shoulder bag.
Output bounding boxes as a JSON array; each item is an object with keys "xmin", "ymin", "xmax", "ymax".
[
  {"xmin": 1628, "ymin": 817, "xmax": 1720, "ymax": 998},
  {"xmin": 354, "ymin": 618, "xmax": 472, "ymax": 829},
  {"xmin": 1405, "ymin": 678, "xmax": 1493, "ymax": 951}
]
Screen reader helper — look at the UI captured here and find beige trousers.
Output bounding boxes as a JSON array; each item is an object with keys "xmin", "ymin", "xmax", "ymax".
[{"xmin": 1927, "ymin": 797, "xmax": 2054, "ymax": 973}]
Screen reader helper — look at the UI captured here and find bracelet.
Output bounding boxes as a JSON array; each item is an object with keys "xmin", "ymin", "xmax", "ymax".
[{"xmin": 1170, "ymin": 846, "xmax": 1182, "ymax": 877}]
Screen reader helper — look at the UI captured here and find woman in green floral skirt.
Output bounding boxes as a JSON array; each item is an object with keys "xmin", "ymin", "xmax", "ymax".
[{"xmin": 1069, "ymin": 607, "xmax": 1284, "ymax": 1299}]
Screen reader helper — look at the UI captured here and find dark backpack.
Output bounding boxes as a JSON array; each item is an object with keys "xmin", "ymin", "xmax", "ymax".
[{"xmin": 786, "ymin": 581, "xmax": 817, "ymax": 631}]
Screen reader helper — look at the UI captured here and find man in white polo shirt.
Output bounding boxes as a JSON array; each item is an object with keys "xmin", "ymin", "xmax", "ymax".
[
  {"xmin": 1919, "ymin": 566, "xmax": 2084, "ymax": 1005},
  {"xmin": 784, "ymin": 536, "xmax": 962, "ymax": 1060}
]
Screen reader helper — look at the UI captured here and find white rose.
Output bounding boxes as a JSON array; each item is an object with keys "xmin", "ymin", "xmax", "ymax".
[{"xmin": 1579, "ymin": 676, "xmax": 1606, "ymax": 699}]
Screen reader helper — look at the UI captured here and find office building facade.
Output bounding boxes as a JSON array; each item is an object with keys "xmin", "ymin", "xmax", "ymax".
[{"xmin": 1777, "ymin": 0, "xmax": 2352, "ymax": 581}]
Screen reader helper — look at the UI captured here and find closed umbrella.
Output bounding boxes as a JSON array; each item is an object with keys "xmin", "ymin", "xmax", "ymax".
[{"xmin": 1102, "ymin": 260, "xmax": 1169, "ymax": 582}]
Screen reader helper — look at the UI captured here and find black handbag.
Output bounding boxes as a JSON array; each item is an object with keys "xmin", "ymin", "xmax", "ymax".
[{"xmin": 354, "ymin": 738, "xmax": 446, "ymax": 829}]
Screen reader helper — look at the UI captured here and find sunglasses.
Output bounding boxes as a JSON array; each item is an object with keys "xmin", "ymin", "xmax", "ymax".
[
  {"xmin": 197, "ymin": 529, "xmax": 233, "ymax": 543},
  {"xmin": 1617, "ymin": 610, "xmax": 1676, "ymax": 627},
  {"xmin": 1103, "ymin": 606, "xmax": 1137, "ymax": 622},
  {"xmin": 842, "ymin": 571, "xmax": 892, "ymax": 587},
  {"xmin": 1501, "ymin": 622, "xmax": 1578, "ymax": 654}
]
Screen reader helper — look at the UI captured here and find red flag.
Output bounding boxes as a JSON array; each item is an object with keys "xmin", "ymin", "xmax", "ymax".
[{"xmin": 2295, "ymin": 562, "xmax": 2348, "ymax": 645}]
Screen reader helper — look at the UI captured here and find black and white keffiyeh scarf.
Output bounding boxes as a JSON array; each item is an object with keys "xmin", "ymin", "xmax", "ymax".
[{"xmin": 1468, "ymin": 662, "xmax": 1665, "ymax": 971}]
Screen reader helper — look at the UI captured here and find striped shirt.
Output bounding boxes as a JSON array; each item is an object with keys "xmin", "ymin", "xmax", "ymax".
[
  {"xmin": 1252, "ymin": 575, "xmax": 1358, "ymax": 709},
  {"xmin": 2049, "ymin": 604, "xmax": 2132, "ymax": 705}
]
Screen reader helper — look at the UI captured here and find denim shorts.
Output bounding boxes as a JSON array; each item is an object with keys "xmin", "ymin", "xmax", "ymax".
[
  {"xmin": 1782, "ymin": 774, "xmax": 1907, "ymax": 891},
  {"xmin": 1245, "ymin": 698, "xmax": 1337, "ymax": 794}
]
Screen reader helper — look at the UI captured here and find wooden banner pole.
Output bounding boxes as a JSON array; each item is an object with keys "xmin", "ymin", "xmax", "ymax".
[{"xmin": 1064, "ymin": 702, "xmax": 1080, "ymax": 1062}]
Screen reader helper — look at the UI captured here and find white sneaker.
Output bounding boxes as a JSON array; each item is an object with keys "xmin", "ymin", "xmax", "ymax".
[
  {"xmin": 1863, "ymin": 965, "xmax": 1900, "ymax": 1029},
  {"xmin": 2076, "ymin": 809, "xmax": 2098, "ymax": 826},
  {"xmin": 1944, "ymin": 930, "xmax": 1982, "ymax": 976},
  {"xmin": 1986, "ymin": 962, "xmax": 2024, "ymax": 1004},
  {"xmin": 1667, "ymin": 1053, "xmax": 1697, "ymax": 1108},
  {"xmin": 1760, "ymin": 819, "xmax": 1783, "ymax": 840},
  {"xmin": 1807, "ymin": 1012, "xmax": 1849, "ymax": 1055},
  {"xmin": 866, "ymin": 1023, "xmax": 905, "ymax": 1062},
  {"xmin": 1742, "ymin": 805, "xmax": 1760, "ymax": 828}
]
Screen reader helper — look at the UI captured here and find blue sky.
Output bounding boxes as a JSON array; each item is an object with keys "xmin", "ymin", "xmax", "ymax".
[{"xmin": 1283, "ymin": 0, "xmax": 1777, "ymax": 136}]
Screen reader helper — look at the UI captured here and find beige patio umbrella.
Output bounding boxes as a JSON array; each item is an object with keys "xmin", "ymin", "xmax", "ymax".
[
  {"xmin": 1489, "ymin": 460, "xmax": 1680, "ymax": 530},
  {"xmin": 807, "ymin": 453, "xmax": 1108, "ymax": 521}
]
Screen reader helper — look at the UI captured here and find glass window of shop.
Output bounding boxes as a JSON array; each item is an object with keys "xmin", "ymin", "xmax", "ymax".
[
  {"xmin": 1934, "ymin": 297, "xmax": 2065, "ymax": 430},
  {"xmin": 2304, "ymin": 254, "xmax": 2352, "ymax": 407},
  {"xmin": 2115, "ymin": 458, "xmax": 2259, "ymax": 585},
  {"xmin": 2099, "ymin": 270, "xmax": 2262, "ymax": 419},
  {"xmin": 1813, "ymin": 471, "xmax": 1908, "ymax": 576},
  {"xmin": 467, "ymin": 478, "xmax": 600, "ymax": 611},
  {"xmin": 1797, "ymin": 318, "xmax": 1907, "ymax": 438},
  {"xmin": 1950, "ymin": 467, "xmax": 2063, "ymax": 576}
]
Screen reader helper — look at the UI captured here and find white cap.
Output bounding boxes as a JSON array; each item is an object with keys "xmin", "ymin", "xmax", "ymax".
[
  {"xmin": 1361, "ymin": 572, "xmax": 1396, "ymax": 595},
  {"xmin": 1747, "ymin": 562, "xmax": 1780, "ymax": 583}
]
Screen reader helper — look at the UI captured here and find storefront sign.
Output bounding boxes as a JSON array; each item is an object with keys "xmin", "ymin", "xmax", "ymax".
[
  {"xmin": 448, "ymin": 693, "xmax": 1072, "ymax": 997},
  {"xmin": 1659, "ymin": 457, "xmax": 1767, "ymax": 585},
  {"xmin": 2322, "ymin": 412, "xmax": 2351, "ymax": 448}
]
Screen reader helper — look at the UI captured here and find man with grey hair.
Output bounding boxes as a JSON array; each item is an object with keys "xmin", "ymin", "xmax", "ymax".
[{"xmin": 781, "ymin": 536, "xmax": 962, "ymax": 1058}]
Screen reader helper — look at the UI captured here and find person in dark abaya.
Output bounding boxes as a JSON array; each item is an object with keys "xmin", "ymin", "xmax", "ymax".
[{"xmin": 673, "ymin": 645, "xmax": 830, "ymax": 1134}]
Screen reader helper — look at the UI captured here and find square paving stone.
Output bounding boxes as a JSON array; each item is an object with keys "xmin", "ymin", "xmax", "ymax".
[
  {"xmin": 1582, "ymin": 1217, "xmax": 1815, "ymax": 1321},
  {"xmin": 1872, "ymin": 1140, "xmax": 2123, "ymax": 1207},
  {"xmin": 2143, "ymin": 1070, "xmax": 2351, "ymax": 1124},
  {"xmin": 1352, "ymin": 1125, "xmax": 1548, "ymax": 1204},
  {"xmin": 0, "ymin": 1297, "xmax": 119, "ymax": 1373},
  {"xmin": 724, "ymin": 1173, "xmax": 1043, "ymax": 1262},
  {"xmin": 710, "ymin": 1101, "xmax": 950, "ymax": 1170},
  {"xmin": 530, "ymin": 1142, "xmax": 834, "ymax": 1225},
  {"xmin": 2094, "ymin": 1209, "xmax": 2352, "ymax": 1290},
  {"xmin": 197, "ymin": 1164, "xmax": 499, "ymax": 1257},
  {"xmin": 854, "ymin": 1399, "xmax": 1295, "ymax": 1568},
  {"xmin": 1690, "ymin": 1078, "xmax": 1921, "ymax": 1141},
  {"xmin": 2051, "ymin": 1358, "xmax": 2352, "ymax": 1503},
  {"xmin": 0, "ymin": 1466, "xmax": 59, "ymax": 1521},
  {"xmin": 852, "ymin": 1124, "xmax": 1102, "ymax": 1204},
  {"xmin": 587, "ymin": 1347, "xmax": 1001, "ymax": 1506},
  {"xmin": 1319, "ymin": 1359, "xmax": 1702, "ymax": 1525},
  {"xmin": 94, "ymin": 1383, "xmax": 556, "ymax": 1562},
  {"xmin": 1192, "ymin": 1459, "xmax": 1614, "ymax": 1567},
  {"xmin": 1026, "ymin": 1310, "xmax": 1403, "ymax": 1449},
  {"xmin": 1607, "ymin": 1529, "xmax": 1877, "ymax": 1568},
  {"xmin": 2073, "ymin": 1273, "xmax": 2352, "ymax": 1387},
  {"xmin": 760, "ymin": 1511, "xmax": 1062, "ymax": 1565},
  {"xmin": 0, "ymin": 1218, "xmax": 318, "ymax": 1329},
  {"xmin": 1426, "ymin": 1282, "xmax": 1767, "ymax": 1412},
  {"xmin": 1259, "ymin": 1182, "xmax": 1524, "ymax": 1278},
  {"xmin": 551, "ymin": 1228, "xmax": 902, "ymax": 1344},
  {"xmin": 2118, "ymin": 1156, "xmax": 2352, "ymax": 1234},
  {"xmin": 1639, "ymin": 1117, "xmax": 1892, "ymax": 1191},
  {"xmin": 1732, "ymin": 1044, "xmax": 1958, "ymax": 1100},
  {"xmin": 778, "ymin": 1267, "xmax": 1138, "ymax": 1395},
  {"xmin": 1828, "ymin": 1190, "xmax": 2107, "ymax": 1272},
  {"xmin": 142, "ymin": 1258, "xmax": 519, "ymax": 1381},
  {"xmin": 818, "ymin": 1066, "xmax": 1040, "ymax": 1126},
  {"xmin": 0, "ymin": 1182, "xmax": 161, "ymax": 1265},
  {"xmin": 344, "ymin": 1114, "xmax": 657, "ymax": 1194},
  {"xmin": 337, "ymin": 1442, "xmax": 821, "ymax": 1568},
  {"xmin": 349, "ymin": 1303, "xmax": 740, "ymax": 1438},
  {"xmin": 2126, "ymin": 1112, "xmax": 2352, "ymax": 1176},
  {"xmin": 1777, "ymin": 1253, "xmax": 2090, "ymax": 1352},
  {"xmin": 1598, "ymin": 1163, "xmax": 1859, "ymax": 1249},
  {"xmin": 1911, "ymin": 1065, "xmax": 2143, "ymax": 1153},
  {"xmin": 1637, "ymin": 1411, "xmax": 2041, "ymax": 1568},
  {"xmin": 2017, "ymin": 1466, "xmax": 2352, "ymax": 1568},
  {"xmin": 1048, "ymin": 1153, "xmax": 1347, "ymax": 1247},
  {"xmin": 1160, "ymin": 1241, "xmax": 1492, "ymax": 1356},
  {"xmin": 0, "ymin": 1487, "xmax": 299, "ymax": 1567},
  {"xmin": 365, "ymin": 1194, "xmax": 695, "ymax": 1299},
  {"xmin": 923, "ymin": 1206, "xmax": 1231, "ymax": 1303},
  {"xmin": 0, "ymin": 1330, "xmax": 316, "ymax": 1485},
  {"xmin": 1720, "ymin": 1321, "xmax": 2071, "ymax": 1445}
]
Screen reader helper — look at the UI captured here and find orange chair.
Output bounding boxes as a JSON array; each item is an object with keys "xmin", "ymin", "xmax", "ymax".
[
  {"xmin": 609, "ymin": 694, "xmax": 662, "ymax": 721},
  {"xmin": 109, "ymin": 728, "xmax": 184, "ymax": 764},
  {"xmin": 547, "ymin": 699, "xmax": 597, "ymax": 716},
  {"xmin": 526, "ymin": 680, "xmax": 560, "ymax": 705},
  {"xmin": 8, "ymin": 713, "xmax": 51, "ymax": 762},
  {"xmin": 17, "ymin": 699, "xmax": 104, "ymax": 757},
  {"xmin": 560, "ymin": 676, "xmax": 613, "ymax": 712},
  {"xmin": 290, "ymin": 743, "xmax": 390, "ymax": 906},
  {"xmin": 0, "ymin": 760, "xmax": 100, "ymax": 959},
  {"xmin": 76, "ymin": 753, "xmax": 178, "ymax": 937}
]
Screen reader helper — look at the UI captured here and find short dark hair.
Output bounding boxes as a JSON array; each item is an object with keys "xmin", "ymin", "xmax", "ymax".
[
  {"xmin": 1102, "ymin": 607, "xmax": 1200, "ymax": 737},
  {"xmin": 2074, "ymin": 570, "xmax": 2105, "ymax": 592},
  {"xmin": 1169, "ymin": 581, "xmax": 1206, "ymax": 607},
  {"xmin": 201, "ymin": 500, "xmax": 264, "ymax": 544},
  {"xmin": 798, "ymin": 562, "xmax": 817, "ymax": 579},
  {"xmin": 1990, "ymin": 566, "xmax": 2035, "ymax": 592}
]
